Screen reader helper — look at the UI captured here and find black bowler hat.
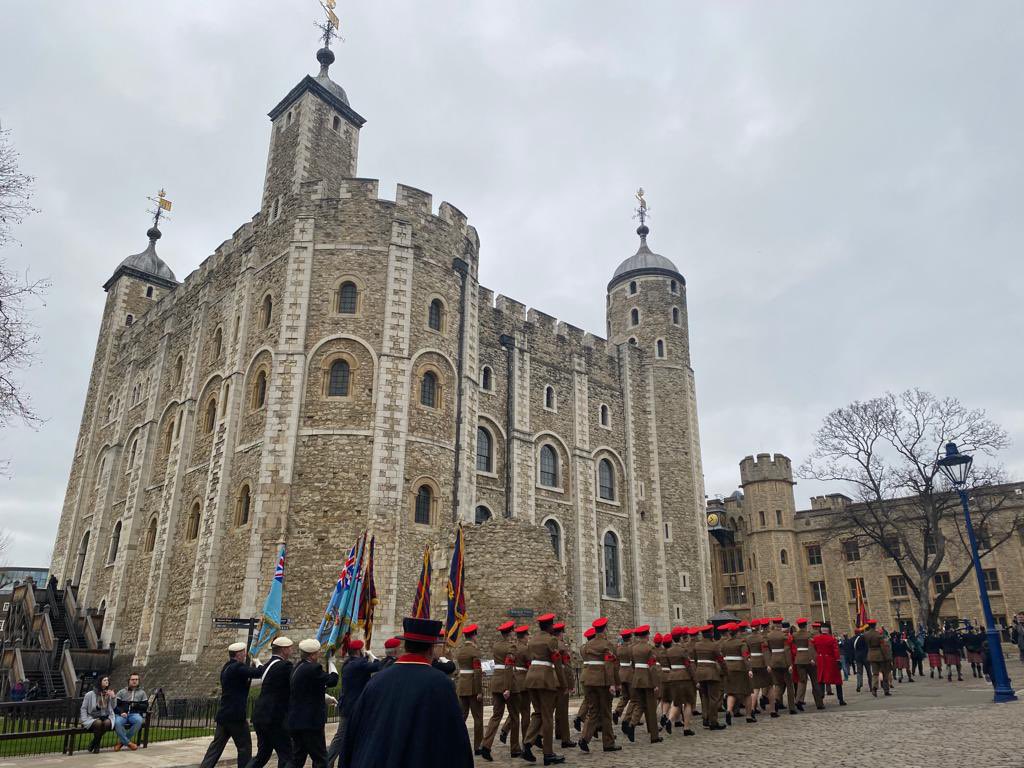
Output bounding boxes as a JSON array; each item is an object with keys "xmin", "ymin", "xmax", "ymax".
[{"xmin": 399, "ymin": 616, "xmax": 444, "ymax": 644}]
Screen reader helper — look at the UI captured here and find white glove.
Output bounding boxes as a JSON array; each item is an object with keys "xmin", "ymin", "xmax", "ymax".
[
  {"xmin": 328, "ymin": 659, "xmax": 338, "ymax": 675},
  {"xmin": 367, "ymin": 650, "xmax": 378, "ymax": 661},
  {"xmin": 325, "ymin": 694, "xmax": 338, "ymax": 707}
]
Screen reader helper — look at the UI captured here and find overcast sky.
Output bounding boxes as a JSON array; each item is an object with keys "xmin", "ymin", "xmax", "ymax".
[{"xmin": 1, "ymin": 2, "xmax": 1022, "ymax": 566}]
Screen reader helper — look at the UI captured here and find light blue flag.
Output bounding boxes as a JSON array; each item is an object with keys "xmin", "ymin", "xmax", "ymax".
[
  {"xmin": 318, "ymin": 540, "xmax": 358, "ymax": 643},
  {"xmin": 249, "ymin": 545, "xmax": 285, "ymax": 657},
  {"xmin": 327, "ymin": 534, "xmax": 366, "ymax": 651}
]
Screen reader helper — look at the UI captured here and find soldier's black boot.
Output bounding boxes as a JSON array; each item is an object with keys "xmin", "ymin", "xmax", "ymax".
[
  {"xmin": 725, "ymin": 711, "xmax": 732, "ymax": 726},
  {"xmin": 573, "ymin": 716, "xmax": 582, "ymax": 732},
  {"xmin": 500, "ymin": 730, "xmax": 508, "ymax": 744},
  {"xmin": 604, "ymin": 744, "xmax": 622, "ymax": 752},
  {"xmin": 577, "ymin": 739, "xmax": 589, "ymax": 753},
  {"xmin": 520, "ymin": 745, "xmax": 536, "ymax": 763},
  {"xmin": 795, "ymin": 701, "xmax": 805, "ymax": 712},
  {"xmin": 559, "ymin": 740, "xmax": 576, "ymax": 749},
  {"xmin": 479, "ymin": 746, "xmax": 494, "ymax": 762},
  {"xmin": 543, "ymin": 753, "xmax": 565, "ymax": 765},
  {"xmin": 683, "ymin": 728, "xmax": 695, "ymax": 736}
]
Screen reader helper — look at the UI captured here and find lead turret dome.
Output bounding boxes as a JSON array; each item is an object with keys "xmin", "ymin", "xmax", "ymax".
[{"xmin": 608, "ymin": 223, "xmax": 683, "ymax": 290}]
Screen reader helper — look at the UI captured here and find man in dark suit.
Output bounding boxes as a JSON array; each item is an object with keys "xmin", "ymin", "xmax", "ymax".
[
  {"xmin": 326, "ymin": 640, "xmax": 381, "ymax": 768},
  {"xmin": 852, "ymin": 627, "xmax": 869, "ymax": 691},
  {"xmin": 246, "ymin": 636, "xmax": 295, "ymax": 768},
  {"xmin": 341, "ymin": 617, "xmax": 473, "ymax": 768},
  {"xmin": 288, "ymin": 638, "xmax": 339, "ymax": 768},
  {"xmin": 199, "ymin": 642, "xmax": 264, "ymax": 768}
]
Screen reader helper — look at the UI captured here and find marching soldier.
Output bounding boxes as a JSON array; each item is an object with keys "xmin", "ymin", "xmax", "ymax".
[
  {"xmin": 481, "ymin": 621, "xmax": 518, "ymax": 761},
  {"xmin": 720, "ymin": 623, "xmax": 755, "ymax": 725},
  {"xmin": 612, "ymin": 628, "xmax": 634, "ymax": 724},
  {"xmin": 747, "ymin": 619, "xmax": 772, "ymax": 715},
  {"xmin": 199, "ymin": 642, "xmax": 264, "ymax": 768},
  {"xmin": 288, "ymin": 638, "xmax": 339, "ymax": 768},
  {"xmin": 862, "ymin": 619, "xmax": 888, "ymax": 696},
  {"xmin": 792, "ymin": 618, "xmax": 824, "ymax": 710},
  {"xmin": 766, "ymin": 618, "xmax": 796, "ymax": 716},
  {"xmin": 879, "ymin": 626, "xmax": 894, "ymax": 694},
  {"xmin": 500, "ymin": 625, "xmax": 532, "ymax": 750},
  {"xmin": 455, "ymin": 623, "xmax": 484, "ymax": 755},
  {"xmin": 665, "ymin": 627, "xmax": 696, "ymax": 736},
  {"xmin": 247, "ymin": 636, "xmax": 294, "ymax": 768},
  {"xmin": 522, "ymin": 612, "xmax": 565, "ymax": 765},
  {"xmin": 693, "ymin": 625, "xmax": 726, "ymax": 731},
  {"xmin": 574, "ymin": 628, "xmax": 595, "ymax": 734},
  {"xmin": 578, "ymin": 617, "xmax": 621, "ymax": 753},
  {"xmin": 624, "ymin": 625, "xmax": 663, "ymax": 744},
  {"xmin": 551, "ymin": 622, "xmax": 576, "ymax": 749}
]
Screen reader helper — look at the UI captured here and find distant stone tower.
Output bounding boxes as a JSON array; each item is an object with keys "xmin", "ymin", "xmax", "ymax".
[
  {"xmin": 605, "ymin": 197, "xmax": 712, "ymax": 625},
  {"xmin": 739, "ymin": 453, "xmax": 803, "ymax": 618}
]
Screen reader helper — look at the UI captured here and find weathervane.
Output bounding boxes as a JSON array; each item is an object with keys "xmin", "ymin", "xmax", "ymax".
[
  {"xmin": 634, "ymin": 187, "xmax": 650, "ymax": 228},
  {"xmin": 146, "ymin": 188, "xmax": 173, "ymax": 231},
  {"xmin": 315, "ymin": 0, "xmax": 341, "ymax": 49}
]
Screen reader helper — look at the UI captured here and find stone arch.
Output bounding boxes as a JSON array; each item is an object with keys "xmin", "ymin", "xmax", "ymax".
[
  {"xmin": 592, "ymin": 448, "xmax": 625, "ymax": 504},
  {"xmin": 541, "ymin": 515, "xmax": 564, "ymax": 562},
  {"xmin": 303, "ymin": 336, "xmax": 377, "ymax": 431},
  {"xmin": 534, "ymin": 432, "xmax": 571, "ymax": 493},
  {"xmin": 244, "ymin": 350, "xmax": 274, "ymax": 412},
  {"xmin": 408, "ymin": 475, "xmax": 442, "ymax": 527},
  {"xmin": 332, "ymin": 275, "xmax": 366, "ymax": 315}
]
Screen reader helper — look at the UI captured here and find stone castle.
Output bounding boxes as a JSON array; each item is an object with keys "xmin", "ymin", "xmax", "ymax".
[{"xmin": 50, "ymin": 41, "xmax": 712, "ymax": 688}]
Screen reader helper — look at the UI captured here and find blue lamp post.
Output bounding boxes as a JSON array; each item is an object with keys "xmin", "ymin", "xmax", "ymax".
[{"xmin": 936, "ymin": 442, "xmax": 1017, "ymax": 702}]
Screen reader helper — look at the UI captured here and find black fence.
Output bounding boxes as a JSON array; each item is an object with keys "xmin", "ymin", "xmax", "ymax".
[{"xmin": 0, "ymin": 692, "xmax": 343, "ymax": 758}]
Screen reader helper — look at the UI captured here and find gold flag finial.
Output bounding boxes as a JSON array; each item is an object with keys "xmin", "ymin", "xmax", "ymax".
[
  {"xmin": 146, "ymin": 188, "xmax": 173, "ymax": 232},
  {"xmin": 633, "ymin": 187, "xmax": 649, "ymax": 229}
]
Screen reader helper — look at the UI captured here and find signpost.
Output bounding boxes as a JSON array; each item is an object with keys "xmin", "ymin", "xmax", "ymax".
[{"xmin": 507, "ymin": 608, "xmax": 534, "ymax": 619}]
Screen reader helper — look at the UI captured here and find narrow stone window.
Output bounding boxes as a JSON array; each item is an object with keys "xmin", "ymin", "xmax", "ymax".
[
  {"xmin": 544, "ymin": 386, "xmax": 556, "ymax": 410},
  {"xmin": 780, "ymin": 549, "xmax": 788, "ymax": 565},
  {"xmin": 186, "ymin": 502, "xmax": 201, "ymax": 541},
  {"xmin": 204, "ymin": 398, "xmax": 218, "ymax": 433},
  {"xmin": 476, "ymin": 427, "xmax": 493, "ymax": 472},
  {"xmin": 146, "ymin": 286, "xmax": 154, "ymax": 298},
  {"xmin": 539, "ymin": 445, "xmax": 559, "ymax": 487},
  {"xmin": 629, "ymin": 281, "xmax": 637, "ymax": 295},
  {"xmin": 428, "ymin": 299, "xmax": 444, "ymax": 332},
  {"xmin": 672, "ymin": 307, "xmax": 680, "ymax": 325},
  {"xmin": 598, "ymin": 458, "xmax": 615, "ymax": 501},
  {"xmin": 544, "ymin": 519, "xmax": 562, "ymax": 561},
  {"xmin": 656, "ymin": 339, "xmax": 666, "ymax": 358},
  {"xmin": 338, "ymin": 281, "xmax": 358, "ymax": 314},
  {"xmin": 107, "ymin": 521, "xmax": 121, "ymax": 564},
  {"xmin": 766, "ymin": 581, "xmax": 776, "ymax": 602},
  {"xmin": 261, "ymin": 295, "xmax": 273, "ymax": 329},
  {"xmin": 332, "ymin": 115, "xmax": 341, "ymax": 131},
  {"xmin": 125, "ymin": 314, "xmax": 134, "ymax": 326},
  {"xmin": 600, "ymin": 404, "xmax": 609, "ymax": 427},
  {"xmin": 175, "ymin": 355, "xmax": 184, "ymax": 384},
  {"xmin": 253, "ymin": 370, "xmax": 268, "ymax": 409},
  {"xmin": 420, "ymin": 371, "xmax": 438, "ymax": 408},
  {"xmin": 603, "ymin": 531, "xmax": 621, "ymax": 597},
  {"xmin": 414, "ymin": 485, "xmax": 433, "ymax": 525},
  {"xmin": 670, "ymin": 279, "xmax": 678, "ymax": 294},
  {"xmin": 630, "ymin": 308, "xmax": 639, "ymax": 326},
  {"xmin": 143, "ymin": 517, "xmax": 157, "ymax": 554},
  {"xmin": 480, "ymin": 366, "xmax": 493, "ymax": 391},
  {"xmin": 235, "ymin": 485, "xmax": 252, "ymax": 526},
  {"xmin": 328, "ymin": 360, "xmax": 351, "ymax": 397},
  {"xmin": 213, "ymin": 326, "xmax": 223, "ymax": 359},
  {"xmin": 127, "ymin": 439, "xmax": 137, "ymax": 470}
]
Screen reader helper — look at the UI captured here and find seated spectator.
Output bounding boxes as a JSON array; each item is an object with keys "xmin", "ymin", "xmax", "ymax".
[
  {"xmin": 9, "ymin": 680, "xmax": 27, "ymax": 702},
  {"xmin": 80, "ymin": 676, "xmax": 116, "ymax": 753},
  {"xmin": 113, "ymin": 673, "xmax": 148, "ymax": 751}
]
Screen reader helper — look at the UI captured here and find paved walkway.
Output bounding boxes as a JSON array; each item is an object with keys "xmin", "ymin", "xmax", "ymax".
[{"xmin": 2, "ymin": 675, "xmax": 1020, "ymax": 767}]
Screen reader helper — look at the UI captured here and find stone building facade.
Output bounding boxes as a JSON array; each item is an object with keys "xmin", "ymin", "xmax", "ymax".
[
  {"xmin": 708, "ymin": 452, "xmax": 1024, "ymax": 634},
  {"xmin": 49, "ymin": 44, "xmax": 712, "ymax": 690}
]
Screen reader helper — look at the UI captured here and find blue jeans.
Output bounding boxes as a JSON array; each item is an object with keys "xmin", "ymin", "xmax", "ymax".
[
  {"xmin": 840, "ymin": 657, "xmax": 850, "ymax": 680},
  {"xmin": 114, "ymin": 713, "xmax": 143, "ymax": 745}
]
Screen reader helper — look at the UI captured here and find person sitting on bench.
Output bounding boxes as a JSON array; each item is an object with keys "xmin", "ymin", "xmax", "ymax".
[
  {"xmin": 113, "ymin": 673, "xmax": 149, "ymax": 751},
  {"xmin": 80, "ymin": 676, "xmax": 116, "ymax": 753}
]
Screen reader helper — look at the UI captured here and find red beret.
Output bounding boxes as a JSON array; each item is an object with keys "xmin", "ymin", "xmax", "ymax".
[
  {"xmin": 700, "ymin": 624, "xmax": 714, "ymax": 633},
  {"xmin": 738, "ymin": 621, "xmax": 749, "ymax": 629},
  {"xmin": 685, "ymin": 627, "xmax": 699, "ymax": 635},
  {"xmin": 653, "ymin": 633, "xmax": 663, "ymax": 643},
  {"xmin": 812, "ymin": 622, "xmax": 822, "ymax": 628},
  {"xmin": 620, "ymin": 629, "xmax": 633, "ymax": 638},
  {"xmin": 634, "ymin": 624, "xmax": 650, "ymax": 635},
  {"xmin": 384, "ymin": 637, "xmax": 401, "ymax": 650},
  {"xmin": 349, "ymin": 639, "xmax": 364, "ymax": 651},
  {"xmin": 772, "ymin": 617, "xmax": 784, "ymax": 623},
  {"xmin": 497, "ymin": 621, "xmax": 515, "ymax": 633},
  {"xmin": 552, "ymin": 622, "xmax": 566, "ymax": 632},
  {"xmin": 592, "ymin": 617, "xmax": 609, "ymax": 629},
  {"xmin": 515, "ymin": 625, "xmax": 530, "ymax": 635},
  {"xmin": 537, "ymin": 613, "xmax": 556, "ymax": 624},
  {"xmin": 867, "ymin": 619, "xmax": 877, "ymax": 626},
  {"xmin": 796, "ymin": 618, "xmax": 808, "ymax": 625},
  {"xmin": 583, "ymin": 627, "xmax": 596, "ymax": 639},
  {"xmin": 463, "ymin": 623, "xmax": 478, "ymax": 635},
  {"xmin": 671, "ymin": 626, "xmax": 685, "ymax": 638}
]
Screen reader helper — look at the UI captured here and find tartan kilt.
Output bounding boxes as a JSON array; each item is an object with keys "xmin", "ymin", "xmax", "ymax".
[
  {"xmin": 927, "ymin": 653, "xmax": 943, "ymax": 667},
  {"xmin": 894, "ymin": 656, "xmax": 909, "ymax": 670},
  {"xmin": 966, "ymin": 650, "xmax": 983, "ymax": 664},
  {"xmin": 943, "ymin": 652, "xmax": 961, "ymax": 665}
]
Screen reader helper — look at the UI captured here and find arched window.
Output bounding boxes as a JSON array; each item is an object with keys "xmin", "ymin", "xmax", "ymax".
[
  {"xmin": 474, "ymin": 505, "xmax": 491, "ymax": 525},
  {"xmin": 337, "ymin": 282, "xmax": 358, "ymax": 314},
  {"xmin": 672, "ymin": 307, "xmax": 680, "ymax": 325},
  {"xmin": 780, "ymin": 549, "xmax": 788, "ymax": 565},
  {"xmin": 476, "ymin": 427, "xmax": 493, "ymax": 472},
  {"xmin": 204, "ymin": 398, "xmax": 218, "ymax": 433},
  {"xmin": 630, "ymin": 308, "xmax": 639, "ymax": 326},
  {"xmin": 73, "ymin": 531, "xmax": 90, "ymax": 584},
  {"xmin": 544, "ymin": 519, "xmax": 562, "ymax": 561},
  {"xmin": 332, "ymin": 115, "xmax": 341, "ymax": 131},
  {"xmin": 766, "ymin": 581, "xmax": 776, "ymax": 602},
  {"xmin": 428, "ymin": 299, "xmax": 444, "ymax": 331},
  {"xmin": 414, "ymin": 485, "xmax": 432, "ymax": 525},
  {"xmin": 107, "ymin": 521, "xmax": 121, "ymax": 564},
  {"xmin": 186, "ymin": 501, "xmax": 202, "ymax": 541},
  {"xmin": 420, "ymin": 371, "xmax": 437, "ymax": 408},
  {"xmin": 670, "ymin": 279, "xmax": 678, "ymax": 293},
  {"xmin": 106, "ymin": 396, "xmax": 114, "ymax": 422},
  {"xmin": 146, "ymin": 286, "xmax": 154, "ymax": 298},
  {"xmin": 544, "ymin": 386, "xmax": 556, "ymax": 410},
  {"xmin": 603, "ymin": 531, "xmax": 621, "ymax": 597},
  {"xmin": 656, "ymin": 339, "xmax": 665, "ymax": 358},
  {"xmin": 481, "ymin": 366, "xmax": 492, "ymax": 391},
  {"xmin": 125, "ymin": 314, "xmax": 133, "ymax": 326},
  {"xmin": 175, "ymin": 355, "xmax": 184, "ymax": 384},
  {"xmin": 598, "ymin": 458, "xmax": 615, "ymax": 501},
  {"xmin": 213, "ymin": 326, "xmax": 223, "ymax": 359},
  {"xmin": 235, "ymin": 484, "xmax": 251, "ymax": 526},
  {"xmin": 600, "ymin": 404, "xmax": 609, "ymax": 427},
  {"xmin": 539, "ymin": 445, "xmax": 559, "ymax": 487},
  {"xmin": 163, "ymin": 420, "xmax": 174, "ymax": 455},
  {"xmin": 328, "ymin": 360, "xmax": 351, "ymax": 397},
  {"xmin": 253, "ymin": 370, "xmax": 268, "ymax": 409},
  {"xmin": 143, "ymin": 517, "xmax": 157, "ymax": 554},
  {"xmin": 261, "ymin": 295, "xmax": 273, "ymax": 329},
  {"xmin": 629, "ymin": 281, "xmax": 637, "ymax": 295}
]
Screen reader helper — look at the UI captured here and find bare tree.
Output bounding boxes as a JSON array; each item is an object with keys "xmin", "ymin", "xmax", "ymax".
[
  {"xmin": 0, "ymin": 126, "xmax": 47, "ymax": 446},
  {"xmin": 799, "ymin": 389, "xmax": 1019, "ymax": 631}
]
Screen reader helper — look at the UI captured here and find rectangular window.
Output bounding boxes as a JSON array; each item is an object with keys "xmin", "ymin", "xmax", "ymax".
[
  {"xmin": 934, "ymin": 571, "xmax": 951, "ymax": 593},
  {"xmin": 983, "ymin": 569, "xmax": 1000, "ymax": 592},
  {"xmin": 674, "ymin": 604, "xmax": 683, "ymax": 621},
  {"xmin": 881, "ymin": 535, "xmax": 901, "ymax": 558},
  {"xmin": 889, "ymin": 575, "xmax": 908, "ymax": 597},
  {"xmin": 759, "ymin": 510, "xmax": 766, "ymax": 526},
  {"xmin": 719, "ymin": 546, "xmax": 744, "ymax": 574},
  {"xmin": 775, "ymin": 510, "xmax": 783, "ymax": 525},
  {"xmin": 679, "ymin": 572, "xmax": 691, "ymax": 592},
  {"xmin": 848, "ymin": 577, "xmax": 866, "ymax": 600},
  {"xmin": 810, "ymin": 581, "xmax": 828, "ymax": 603},
  {"xmin": 663, "ymin": 522, "xmax": 672, "ymax": 542},
  {"xmin": 723, "ymin": 585, "xmax": 747, "ymax": 605},
  {"xmin": 842, "ymin": 541, "xmax": 861, "ymax": 562},
  {"xmin": 806, "ymin": 545, "xmax": 822, "ymax": 566},
  {"xmin": 976, "ymin": 527, "xmax": 992, "ymax": 550},
  {"xmin": 923, "ymin": 531, "xmax": 937, "ymax": 556}
]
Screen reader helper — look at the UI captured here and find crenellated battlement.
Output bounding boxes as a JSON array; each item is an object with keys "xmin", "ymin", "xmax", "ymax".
[
  {"xmin": 739, "ymin": 452, "xmax": 794, "ymax": 485},
  {"xmin": 483, "ymin": 290, "xmax": 618, "ymax": 360}
]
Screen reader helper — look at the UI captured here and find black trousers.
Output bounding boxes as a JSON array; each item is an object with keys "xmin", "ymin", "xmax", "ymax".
[
  {"xmin": 246, "ymin": 722, "xmax": 293, "ymax": 768},
  {"xmin": 291, "ymin": 728, "xmax": 328, "ymax": 768},
  {"xmin": 200, "ymin": 720, "xmax": 252, "ymax": 768}
]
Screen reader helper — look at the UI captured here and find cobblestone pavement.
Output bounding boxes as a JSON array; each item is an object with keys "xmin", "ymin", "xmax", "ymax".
[{"xmin": 2, "ymin": 675, "xmax": 1019, "ymax": 767}]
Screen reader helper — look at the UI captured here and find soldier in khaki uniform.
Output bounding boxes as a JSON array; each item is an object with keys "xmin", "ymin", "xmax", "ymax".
[
  {"xmin": 666, "ymin": 626, "xmax": 697, "ymax": 736},
  {"xmin": 612, "ymin": 628, "xmax": 634, "ymax": 724},
  {"xmin": 500, "ymin": 625, "xmax": 532, "ymax": 751},
  {"xmin": 481, "ymin": 621, "xmax": 518, "ymax": 761},
  {"xmin": 455, "ymin": 623, "xmax": 484, "ymax": 754},
  {"xmin": 656, "ymin": 633, "xmax": 674, "ymax": 732},
  {"xmin": 878, "ymin": 624, "xmax": 894, "ymax": 696},
  {"xmin": 720, "ymin": 622, "xmax": 755, "ymax": 725},
  {"xmin": 748, "ymin": 619, "xmax": 773, "ymax": 713},
  {"xmin": 863, "ymin": 619, "xmax": 889, "ymax": 697},
  {"xmin": 693, "ymin": 624, "xmax": 727, "ymax": 730},
  {"xmin": 522, "ymin": 612, "xmax": 565, "ymax": 765},
  {"xmin": 766, "ymin": 617, "xmax": 796, "ymax": 716},
  {"xmin": 578, "ymin": 617, "xmax": 621, "ymax": 754},
  {"xmin": 551, "ymin": 622, "xmax": 576, "ymax": 749},
  {"xmin": 624, "ymin": 625, "xmax": 663, "ymax": 744},
  {"xmin": 792, "ymin": 618, "xmax": 824, "ymax": 710}
]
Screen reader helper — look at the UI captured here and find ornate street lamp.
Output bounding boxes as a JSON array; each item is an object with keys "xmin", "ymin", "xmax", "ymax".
[{"xmin": 936, "ymin": 442, "xmax": 1017, "ymax": 702}]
